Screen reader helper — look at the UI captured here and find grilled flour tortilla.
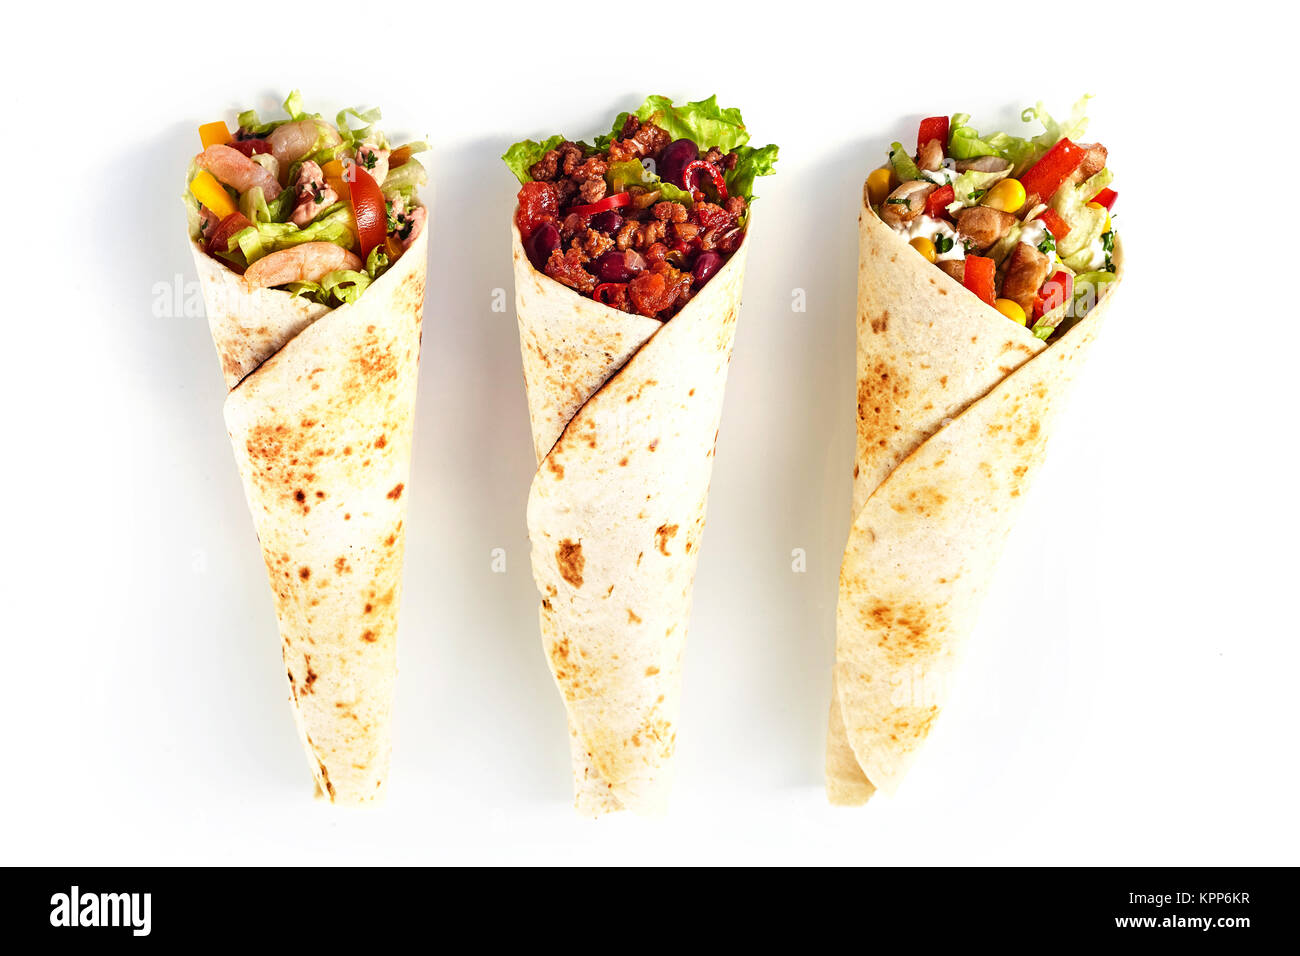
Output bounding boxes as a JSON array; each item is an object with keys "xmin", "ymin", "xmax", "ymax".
[
  {"xmin": 191, "ymin": 218, "xmax": 427, "ymax": 807},
  {"xmin": 514, "ymin": 222, "xmax": 749, "ymax": 816},
  {"xmin": 826, "ymin": 186, "xmax": 1123, "ymax": 805},
  {"xmin": 508, "ymin": 96, "xmax": 775, "ymax": 816}
]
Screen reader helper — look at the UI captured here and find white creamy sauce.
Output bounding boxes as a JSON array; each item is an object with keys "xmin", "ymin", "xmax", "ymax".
[
  {"xmin": 921, "ymin": 159, "xmax": 959, "ymax": 186},
  {"xmin": 1020, "ymin": 219, "xmax": 1058, "ymax": 270},
  {"xmin": 893, "ymin": 214, "xmax": 965, "ymax": 261}
]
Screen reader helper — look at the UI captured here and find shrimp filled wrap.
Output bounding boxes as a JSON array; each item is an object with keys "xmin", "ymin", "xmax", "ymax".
[
  {"xmin": 504, "ymin": 96, "xmax": 777, "ymax": 815},
  {"xmin": 828, "ymin": 99, "xmax": 1123, "ymax": 804},
  {"xmin": 184, "ymin": 92, "xmax": 430, "ymax": 804}
]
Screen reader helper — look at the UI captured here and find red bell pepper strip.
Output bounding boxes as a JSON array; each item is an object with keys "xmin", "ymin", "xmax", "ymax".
[
  {"xmin": 1019, "ymin": 138, "xmax": 1086, "ymax": 204},
  {"xmin": 227, "ymin": 138, "xmax": 272, "ymax": 158},
  {"xmin": 347, "ymin": 167, "xmax": 388, "ymax": 260},
  {"xmin": 682, "ymin": 160, "xmax": 729, "ymax": 201},
  {"xmin": 963, "ymin": 255, "xmax": 997, "ymax": 305},
  {"xmin": 1034, "ymin": 270, "xmax": 1075, "ymax": 319},
  {"xmin": 917, "ymin": 115, "xmax": 949, "ymax": 155},
  {"xmin": 1091, "ymin": 186, "xmax": 1118, "ymax": 211},
  {"xmin": 206, "ymin": 211, "xmax": 253, "ymax": 256},
  {"xmin": 567, "ymin": 191, "xmax": 632, "ymax": 217},
  {"xmin": 925, "ymin": 184, "xmax": 955, "ymax": 220},
  {"xmin": 1037, "ymin": 208, "xmax": 1072, "ymax": 239}
]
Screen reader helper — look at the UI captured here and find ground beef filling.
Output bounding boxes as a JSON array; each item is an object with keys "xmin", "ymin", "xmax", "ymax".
[{"xmin": 515, "ymin": 116, "xmax": 748, "ymax": 320}]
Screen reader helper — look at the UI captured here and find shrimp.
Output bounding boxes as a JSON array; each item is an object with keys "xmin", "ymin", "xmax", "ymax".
[
  {"xmin": 269, "ymin": 119, "xmax": 342, "ymax": 168},
  {"xmin": 196, "ymin": 144, "xmax": 282, "ymax": 200},
  {"xmin": 243, "ymin": 242, "xmax": 362, "ymax": 290}
]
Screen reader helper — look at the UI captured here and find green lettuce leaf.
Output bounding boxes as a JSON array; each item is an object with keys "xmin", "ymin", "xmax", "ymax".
[
  {"xmin": 627, "ymin": 95, "xmax": 750, "ymax": 152},
  {"xmin": 320, "ymin": 269, "xmax": 370, "ymax": 304},
  {"xmin": 381, "ymin": 157, "xmax": 427, "ymax": 198},
  {"xmin": 502, "ymin": 134, "xmax": 566, "ymax": 184},
  {"xmin": 502, "ymin": 96, "xmax": 777, "ymax": 200},
  {"xmin": 727, "ymin": 143, "xmax": 779, "ymax": 203},
  {"xmin": 365, "ymin": 246, "xmax": 390, "ymax": 281}
]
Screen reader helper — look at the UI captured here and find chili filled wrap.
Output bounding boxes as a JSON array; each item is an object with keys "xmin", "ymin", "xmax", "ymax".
[
  {"xmin": 504, "ymin": 96, "xmax": 777, "ymax": 815},
  {"xmin": 184, "ymin": 92, "xmax": 430, "ymax": 804},
  {"xmin": 828, "ymin": 98, "xmax": 1123, "ymax": 804}
]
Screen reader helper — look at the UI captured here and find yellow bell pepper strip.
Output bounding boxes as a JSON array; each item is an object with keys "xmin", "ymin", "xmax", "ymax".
[
  {"xmin": 994, "ymin": 298, "xmax": 1027, "ymax": 325},
  {"xmin": 866, "ymin": 168, "xmax": 893, "ymax": 206},
  {"xmin": 199, "ymin": 122, "xmax": 232, "ymax": 149},
  {"xmin": 188, "ymin": 169, "xmax": 238, "ymax": 219},
  {"xmin": 909, "ymin": 237, "xmax": 937, "ymax": 262}
]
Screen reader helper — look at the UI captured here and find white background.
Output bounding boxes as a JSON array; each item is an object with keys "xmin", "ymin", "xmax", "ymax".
[{"xmin": 2, "ymin": 3, "xmax": 1296, "ymax": 866}]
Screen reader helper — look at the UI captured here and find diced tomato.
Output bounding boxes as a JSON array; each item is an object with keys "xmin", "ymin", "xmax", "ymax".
[
  {"xmin": 917, "ymin": 116, "xmax": 949, "ymax": 155},
  {"xmin": 963, "ymin": 255, "xmax": 997, "ymax": 306},
  {"xmin": 206, "ymin": 212, "xmax": 253, "ymax": 256},
  {"xmin": 567, "ymin": 191, "xmax": 632, "ymax": 218},
  {"xmin": 516, "ymin": 182, "xmax": 559, "ymax": 237},
  {"xmin": 1091, "ymin": 187, "xmax": 1118, "ymax": 211},
  {"xmin": 1019, "ymin": 138, "xmax": 1086, "ymax": 204},
  {"xmin": 1037, "ymin": 208, "xmax": 1071, "ymax": 239},
  {"xmin": 1034, "ymin": 270, "xmax": 1075, "ymax": 319},
  {"xmin": 227, "ymin": 138, "xmax": 271, "ymax": 158},
  {"xmin": 925, "ymin": 184, "xmax": 955, "ymax": 220},
  {"xmin": 347, "ymin": 167, "xmax": 387, "ymax": 259}
]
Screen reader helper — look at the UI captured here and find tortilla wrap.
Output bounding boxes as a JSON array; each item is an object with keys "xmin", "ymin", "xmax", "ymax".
[
  {"xmin": 827, "ymin": 188, "xmax": 1123, "ymax": 804},
  {"xmin": 513, "ymin": 221, "xmax": 749, "ymax": 816},
  {"xmin": 193, "ymin": 226, "xmax": 428, "ymax": 805}
]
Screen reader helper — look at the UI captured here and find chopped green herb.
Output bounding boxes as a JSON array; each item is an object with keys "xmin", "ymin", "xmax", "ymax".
[
  {"xmin": 885, "ymin": 197, "xmax": 910, "ymax": 206},
  {"xmin": 934, "ymin": 234, "xmax": 954, "ymax": 254},
  {"xmin": 1038, "ymin": 233, "xmax": 1056, "ymax": 256}
]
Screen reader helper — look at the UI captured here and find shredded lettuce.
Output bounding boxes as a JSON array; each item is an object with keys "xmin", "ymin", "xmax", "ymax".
[
  {"xmin": 336, "ymin": 104, "xmax": 385, "ymax": 149},
  {"xmin": 380, "ymin": 157, "xmax": 427, "ymax": 198},
  {"xmin": 889, "ymin": 142, "xmax": 923, "ymax": 183},
  {"xmin": 365, "ymin": 246, "xmax": 390, "ymax": 281},
  {"xmin": 947, "ymin": 167, "xmax": 1011, "ymax": 211},
  {"xmin": 233, "ymin": 204, "xmax": 354, "ymax": 264},
  {"xmin": 1051, "ymin": 167, "xmax": 1113, "ymax": 260},
  {"xmin": 948, "ymin": 96, "xmax": 1093, "ymax": 175}
]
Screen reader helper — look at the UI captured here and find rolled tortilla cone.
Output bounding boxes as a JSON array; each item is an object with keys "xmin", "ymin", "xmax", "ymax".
[
  {"xmin": 827, "ymin": 189, "xmax": 1123, "ymax": 804},
  {"xmin": 513, "ymin": 221, "xmax": 749, "ymax": 816},
  {"xmin": 195, "ymin": 226, "xmax": 428, "ymax": 805}
]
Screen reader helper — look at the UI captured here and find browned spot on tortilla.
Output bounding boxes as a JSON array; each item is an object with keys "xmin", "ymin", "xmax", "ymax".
[
  {"xmin": 688, "ymin": 388, "xmax": 696, "ymax": 396},
  {"xmin": 548, "ymin": 457, "xmax": 564, "ymax": 479},
  {"xmin": 654, "ymin": 523, "xmax": 679, "ymax": 556},
  {"xmin": 645, "ymin": 666, "xmax": 659, "ymax": 676},
  {"xmin": 857, "ymin": 360, "xmax": 910, "ymax": 461},
  {"xmin": 648, "ymin": 438, "xmax": 659, "ymax": 452},
  {"xmin": 557, "ymin": 539, "xmax": 585, "ymax": 588},
  {"xmin": 334, "ymin": 556, "xmax": 350, "ymax": 574},
  {"xmin": 619, "ymin": 456, "xmax": 629, "ymax": 466},
  {"xmin": 344, "ymin": 513, "xmax": 351, "ymax": 521},
  {"xmin": 374, "ymin": 434, "xmax": 387, "ymax": 449},
  {"xmin": 384, "ymin": 533, "xmax": 396, "ymax": 547},
  {"xmin": 540, "ymin": 598, "xmax": 552, "ymax": 611},
  {"xmin": 870, "ymin": 310, "xmax": 890, "ymax": 333},
  {"xmin": 294, "ymin": 489, "xmax": 306, "ymax": 503},
  {"xmin": 1016, "ymin": 420, "xmax": 1042, "ymax": 447},
  {"xmin": 361, "ymin": 629, "xmax": 377, "ymax": 643},
  {"xmin": 298, "ymin": 567, "xmax": 311, "ymax": 580},
  {"xmin": 344, "ymin": 446, "xmax": 353, "ymax": 455},
  {"xmin": 1013, "ymin": 464, "xmax": 1028, "ymax": 478},
  {"xmin": 863, "ymin": 601, "xmax": 939, "ymax": 665},
  {"xmin": 628, "ymin": 609, "xmax": 642, "ymax": 624},
  {"xmin": 364, "ymin": 603, "xmax": 373, "ymax": 613},
  {"xmin": 892, "ymin": 486, "xmax": 948, "ymax": 517},
  {"xmin": 386, "ymin": 483, "xmax": 404, "ymax": 500}
]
